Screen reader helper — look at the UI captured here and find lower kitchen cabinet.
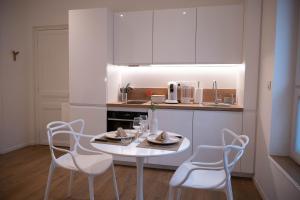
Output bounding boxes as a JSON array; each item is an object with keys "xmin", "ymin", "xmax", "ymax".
[
  {"xmin": 108, "ymin": 107, "xmax": 250, "ymax": 174},
  {"xmin": 147, "ymin": 109, "xmax": 193, "ymax": 167},
  {"xmin": 193, "ymin": 111, "xmax": 243, "ymax": 172},
  {"xmin": 69, "ymin": 105, "xmax": 107, "ymax": 152}
]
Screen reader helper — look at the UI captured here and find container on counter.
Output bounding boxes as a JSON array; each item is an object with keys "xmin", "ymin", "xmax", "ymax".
[
  {"xmin": 181, "ymin": 84, "xmax": 194, "ymax": 104},
  {"xmin": 151, "ymin": 95, "xmax": 166, "ymax": 104},
  {"xmin": 194, "ymin": 81, "xmax": 203, "ymax": 104}
]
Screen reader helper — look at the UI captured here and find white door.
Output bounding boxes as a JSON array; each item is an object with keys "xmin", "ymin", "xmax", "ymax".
[{"xmin": 34, "ymin": 26, "xmax": 69, "ymax": 146}]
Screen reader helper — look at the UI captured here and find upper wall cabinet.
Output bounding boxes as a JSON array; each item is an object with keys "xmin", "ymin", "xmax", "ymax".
[
  {"xmin": 69, "ymin": 8, "xmax": 112, "ymax": 105},
  {"xmin": 114, "ymin": 11, "xmax": 153, "ymax": 65},
  {"xmin": 196, "ymin": 4, "xmax": 244, "ymax": 64},
  {"xmin": 153, "ymin": 8, "xmax": 196, "ymax": 64}
]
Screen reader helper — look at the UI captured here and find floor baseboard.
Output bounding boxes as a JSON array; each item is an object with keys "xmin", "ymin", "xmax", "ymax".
[
  {"xmin": 0, "ymin": 142, "xmax": 32, "ymax": 154},
  {"xmin": 253, "ymin": 176, "xmax": 268, "ymax": 200}
]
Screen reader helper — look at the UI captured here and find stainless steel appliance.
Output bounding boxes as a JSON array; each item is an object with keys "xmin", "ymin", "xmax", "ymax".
[
  {"xmin": 165, "ymin": 81, "xmax": 179, "ymax": 104},
  {"xmin": 107, "ymin": 111, "xmax": 148, "ymax": 131}
]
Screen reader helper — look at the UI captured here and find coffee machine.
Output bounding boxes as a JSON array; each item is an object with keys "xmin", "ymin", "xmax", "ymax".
[{"xmin": 165, "ymin": 81, "xmax": 179, "ymax": 104}]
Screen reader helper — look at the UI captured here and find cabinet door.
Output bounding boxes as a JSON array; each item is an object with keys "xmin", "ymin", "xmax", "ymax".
[
  {"xmin": 69, "ymin": 9, "xmax": 111, "ymax": 105},
  {"xmin": 153, "ymin": 8, "xmax": 196, "ymax": 64},
  {"xmin": 193, "ymin": 111, "xmax": 243, "ymax": 172},
  {"xmin": 114, "ymin": 11, "xmax": 153, "ymax": 65},
  {"xmin": 69, "ymin": 105, "xmax": 107, "ymax": 151},
  {"xmin": 196, "ymin": 4, "xmax": 243, "ymax": 64},
  {"xmin": 148, "ymin": 109, "xmax": 193, "ymax": 167}
]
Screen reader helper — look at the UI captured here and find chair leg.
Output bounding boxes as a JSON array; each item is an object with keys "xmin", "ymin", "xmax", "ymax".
[
  {"xmin": 176, "ymin": 187, "xmax": 182, "ymax": 200},
  {"xmin": 225, "ymin": 179, "xmax": 233, "ymax": 200},
  {"xmin": 44, "ymin": 161, "xmax": 55, "ymax": 200},
  {"xmin": 68, "ymin": 171, "xmax": 75, "ymax": 197},
  {"xmin": 111, "ymin": 165, "xmax": 119, "ymax": 200},
  {"xmin": 88, "ymin": 176, "xmax": 95, "ymax": 200}
]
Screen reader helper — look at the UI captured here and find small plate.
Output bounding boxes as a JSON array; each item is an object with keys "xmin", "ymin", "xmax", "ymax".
[
  {"xmin": 105, "ymin": 130, "xmax": 136, "ymax": 140},
  {"xmin": 147, "ymin": 134, "xmax": 180, "ymax": 145}
]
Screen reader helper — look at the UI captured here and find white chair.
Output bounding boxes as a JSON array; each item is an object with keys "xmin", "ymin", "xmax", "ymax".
[
  {"xmin": 44, "ymin": 119, "xmax": 119, "ymax": 200},
  {"xmin": 168, "ymin": 128, "xmax": 249, "ymax": 200}
]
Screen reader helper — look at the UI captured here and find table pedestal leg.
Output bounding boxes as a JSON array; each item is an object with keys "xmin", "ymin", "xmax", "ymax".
[{"xmin": 136, "ymin": 157, "xmax": 144, "ymax": 200}]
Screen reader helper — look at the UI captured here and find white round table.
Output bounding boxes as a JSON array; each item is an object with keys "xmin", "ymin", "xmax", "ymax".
[{"xmin": 90, "ymin": 131, "xmax": 190, "ymax": 200}]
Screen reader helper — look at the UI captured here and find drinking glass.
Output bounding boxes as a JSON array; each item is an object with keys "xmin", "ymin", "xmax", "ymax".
[
  {"xmin": 139, "ymin": 115, "xmax": 148, "ymax": 133},
  {"xmin": 121, "ymin": 137, "xmax": 132, "ymax": 145},
  {"xmin": 133, "ymin": 117, "xmax": 141, "ymax": 133}
]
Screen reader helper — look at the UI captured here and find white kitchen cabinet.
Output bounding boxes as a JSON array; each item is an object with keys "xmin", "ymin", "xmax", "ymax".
[
  {"xmin": 193, "ymin": 111, "xmax": 243, "ymax": 172},
  {"xmin": 153, "ymin": 8, "xmax": 196, "ymax": 64},
  {"xmin": 69, "ymin": 8, "xmax": 112, "ymax": 105},
  {"xmin": 69, "ymin": 105, "xmax": 107, "ymax": 151},
  {"xmin": 147, "ymin": 109, "xmax": 193, "ymax": 167},
  {"xmin": 114, "ymin": 11, "xmax": 153, "ymax": 65},
  {"xmin": 241, "ymin": 110, "xmax": 256, "ymax": 174},
  {"xmin": 196, "ymin": 4, "xmax": 244, "ymax": 64}
]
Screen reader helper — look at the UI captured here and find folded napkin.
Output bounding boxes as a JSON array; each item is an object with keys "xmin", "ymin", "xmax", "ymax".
[
  {"xmin": 155, "ymin": 131, "xmax": 169, "ymax": 142},
  {"xmin": 116, "ymin": 127, "xmax": 127, "ymax": 137}
]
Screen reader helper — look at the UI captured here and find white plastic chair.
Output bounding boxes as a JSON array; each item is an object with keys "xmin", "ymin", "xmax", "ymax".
[
  {"xmin": 168, "ymin": 128, "xmax": 249, "ymax": 200},
  {"xmin": 44, "ymin": 119, "xmax": 119, "ymax": 200}
]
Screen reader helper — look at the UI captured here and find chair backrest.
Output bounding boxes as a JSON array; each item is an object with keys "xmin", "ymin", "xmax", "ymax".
[
  {"xmin": 46, "ymin": 119, "xmax": 85, "ymax": 162},
  {"xmin": 221, "ymin": 128, "xmax": 249, "ymax": 174}
]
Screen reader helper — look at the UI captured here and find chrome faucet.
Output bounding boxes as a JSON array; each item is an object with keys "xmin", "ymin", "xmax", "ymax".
[{"xmin": 212, "ymin": 80, "xmax": 219, "ymax": 104}]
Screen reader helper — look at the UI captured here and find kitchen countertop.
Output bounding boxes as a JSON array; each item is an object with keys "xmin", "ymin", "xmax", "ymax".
[{"xmin": 107, "ymin": 101, "xmax": 243, "ymax": 112}]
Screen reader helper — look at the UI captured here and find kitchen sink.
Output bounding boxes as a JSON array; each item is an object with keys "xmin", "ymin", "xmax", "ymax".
[
  {"xmin": 123, "ymin": 100, "xmax": 149, "ymax": 104},
  {"xmin": 202, "ymin": 102, "xmax": 232, "ymax": 107}
]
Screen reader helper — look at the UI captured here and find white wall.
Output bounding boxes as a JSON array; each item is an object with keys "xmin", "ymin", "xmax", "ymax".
[
  {"xmin": 269, "ymin": 0, "xmax": 298, "ymax": 155},
  {"xmin": 254, "ymin": 0, "xmax": 276, "ymax": 196},
  {"xmin": 254, "ymin": 0, "xmax": 300, "ymax": 199},
  {"xmin": 0, "ymin": 1, "xmax": 32, "ymax": 153}
]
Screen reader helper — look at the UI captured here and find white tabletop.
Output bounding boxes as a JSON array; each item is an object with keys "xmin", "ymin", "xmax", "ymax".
[{"xmin": 90, "ymin": 131, "xmax": 190, "ymax": 158}]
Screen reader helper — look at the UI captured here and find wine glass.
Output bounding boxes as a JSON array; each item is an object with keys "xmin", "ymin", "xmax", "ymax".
[{"xmin": 133, "ymin": 117, "xmax": 141, "ymax": 133}]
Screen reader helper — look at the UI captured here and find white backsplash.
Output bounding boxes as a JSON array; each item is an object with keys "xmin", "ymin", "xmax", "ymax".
[
  {"xmin": 120, "ymin": 65, "xmax": 244, "ymax": 88},
  {"xmin": 107, "ymin": 64, "xmax": 245, "ymax": 105}
]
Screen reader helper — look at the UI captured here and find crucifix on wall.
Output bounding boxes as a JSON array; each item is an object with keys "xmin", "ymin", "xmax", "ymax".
[{"xmin": 12, "ymin": 50, "xmax": 19, "ymax": 61}]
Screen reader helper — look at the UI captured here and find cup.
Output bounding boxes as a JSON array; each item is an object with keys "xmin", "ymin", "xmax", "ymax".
[
  {"xmin": 133, "ymin": 117, "xmax": 141, "ymax": 133},
  {"xmin": 121, "ymin": 92, "xmax": 128, "ymax": 103},
  {"xmin": 139, "ymin": 115, "xmax": 148, "ymax": 133},
  {"xmin": 121, "ymin": 137, "xmax": 132, "ymax": 145}
]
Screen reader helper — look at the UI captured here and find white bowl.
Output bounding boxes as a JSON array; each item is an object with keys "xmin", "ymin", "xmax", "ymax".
[{"xmin": 151, "ymin": 95, "xmax": 166, "ymax": 103}]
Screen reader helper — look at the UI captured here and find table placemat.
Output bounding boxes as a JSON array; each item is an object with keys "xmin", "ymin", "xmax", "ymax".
[
  {"xmin": 136, "ymin": 137, "xmax": 183, "ymax": 151},
  {"xmin": 92, "ymin": 135, "xmax": 133, "ymax": 146}
]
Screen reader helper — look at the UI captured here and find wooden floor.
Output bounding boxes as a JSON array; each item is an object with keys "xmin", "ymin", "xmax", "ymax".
[{"xmin": 0, "ymin": 146, "xmax": 261, "ymax": 200}]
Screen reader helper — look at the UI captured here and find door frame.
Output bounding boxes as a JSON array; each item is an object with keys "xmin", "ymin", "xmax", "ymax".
[{"xmin": 33, "ymin": 25, "xmax": 68, "ymax": 145}]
